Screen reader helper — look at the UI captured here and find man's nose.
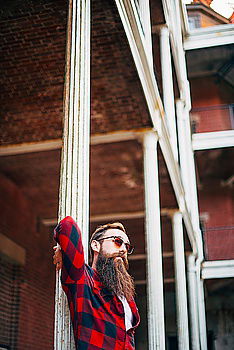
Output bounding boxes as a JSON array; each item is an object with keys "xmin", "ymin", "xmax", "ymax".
[{"xmin": 119, "ymin": 243, "xmax": 127, "ymax": 253}]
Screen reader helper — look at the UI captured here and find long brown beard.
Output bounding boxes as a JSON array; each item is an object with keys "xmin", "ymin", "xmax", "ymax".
[{"xmin": 96, "ymin": 252, "xmax": 135, "ymax": 301}]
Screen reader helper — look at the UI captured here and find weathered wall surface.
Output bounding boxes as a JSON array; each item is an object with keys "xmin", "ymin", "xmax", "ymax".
[
  {"xmin": 0, "ymin": 173, "xmax": 55, "ymax": 349},
  {"xmin": 0, "ymin": 0, "xmax": 68, "ymax": 145}
]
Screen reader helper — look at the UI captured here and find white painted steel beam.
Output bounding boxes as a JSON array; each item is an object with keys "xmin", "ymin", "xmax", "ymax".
[
  {"xmin": 179, "ymin": 0, "xmax": 190, "ymax": 36},
  {"xmin": 176, "ymin": 99, "xmax": 191, "ymax": 207},
  {"xmin": 0, "ymin": 129, "xmax": 152, "ymax": 156},
  {"xmin": 143, "ymin": 132, "xmax": 166, "ymax": 350},
  {"xmin": 43, "ymin": 213, "xmax": 142, "ymax": 227},
  {"xmin": 160, "ymin": 25, "xmax": 178, "ymax": 161},
  {"xmin": 114, "ymin": 0, "xmax": 197, "ymax": 255},
  {"xmin": 90, "ymin": 129, "xmax": 145, "ymax": 145},
  {"xmin": 0, "ymin": 140, "xmax": 62, "ymax": 156},
  {"xmin": 196, "ymin": 262, "xmax": 208, "ymax": 350},
  {"xmin": 172, "ymin": 212, "xmax": 190, "ymax": 350},
  {"xmin": 177, "ymin": 99, "xmax": 204, "ymax": 257},
  {"xmin": 202, "ymin": 260, "xmax": 234, "ymax": 279},
  {"xmin": 138, "ymin": 0, "xmax": 153, "ymax": 68},
  {"xmin": 184, "ymin": 24, "xmax": 234, "ymax": 51},
  {"xmin": 90, "ymin": 211, "xmax": 145, "ymax": 222},
  {"xmin": 42, "ymin": 208, "xmax": 178, "ymax": 227},
  {"xmin": 129, "ymin": 251, "xmax": 192, "ymax": 261},
  {"xmin": 192, "ymin": 130, "xmax": 234, "ymax": 150},
  {"xmin": 181, "ymin": 118, "xmax": 202, "ymax": 252},
  {"xmin": 114, "ymin": 0, "xmax": 165, "ymax": 118},
  {"xmin": 161, "ymin": 0, "xmax": 192, "ymax": 109},
  {"xmin": 187, "ymin": 255, "xmax": 200, "ymax": 350},
  {"xmin": 54, "ymin": 0, "xmax": 91, "ymax": 349}
]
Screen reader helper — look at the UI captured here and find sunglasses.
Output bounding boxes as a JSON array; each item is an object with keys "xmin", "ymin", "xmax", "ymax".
[{"xmin": 97, "ymin": 236, "xmax": 134, "ymax": 255}]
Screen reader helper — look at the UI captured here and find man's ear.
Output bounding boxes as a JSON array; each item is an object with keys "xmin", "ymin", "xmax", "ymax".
[{"xmin": 91, "ymin": 240, "xmax": 101, "ymax": 253}]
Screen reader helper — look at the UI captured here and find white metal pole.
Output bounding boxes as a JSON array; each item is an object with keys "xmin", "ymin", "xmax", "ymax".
[
  {"xmin": 176, "ymin": 100, "xmax": 204, "ymax": 256},
  {"xmin": 143, "ymin": 131, "xmax": 166, "ymax": 350},
  {"xmin": 196, "ymin": 261, "xmax": 208, "ymax": 350},
  {"xmin": 177, "ymin": 100, "xmax": 207, "ymax": 350},
  {"xmin": 176, "ymin": 99, "xmax": 191, "ymax": 207},
  {"xmin": 54, "ymin": 0, "xmax": 91, "ymax": 348},
  {"xmin": 184, "ymin": 105, "xmax": 201, "ymax": 235},
  {"xmin": 172, "ymin": 211, "xmax": 190, "ymax": 350},
  {"xmin": 177, "ymin": 99, "xmax": 208, "ymax": 350},
  {"xmin": 160, "ymin": 25, "xmax": 178, "ymax": 161},
  {"xmin": 187, "ymin": 254, "xmax": 200, "ymax": 350},
  {"xmin": 138, "ymin": 0, "xmax": 153, "ymax": 68}
]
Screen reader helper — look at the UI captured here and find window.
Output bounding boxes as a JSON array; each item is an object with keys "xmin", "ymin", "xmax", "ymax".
[{"xmin": 188, "ymin": 15, "xmax": 201, "ymax": 29}]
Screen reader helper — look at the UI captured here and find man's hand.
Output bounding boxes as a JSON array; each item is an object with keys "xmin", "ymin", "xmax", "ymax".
[{"xmin": 53, "ymin": 246, "xmax": 63, "ymax": 271}]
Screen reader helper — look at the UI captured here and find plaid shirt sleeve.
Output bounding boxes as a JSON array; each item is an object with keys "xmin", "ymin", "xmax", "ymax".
[{"xmin": 54, "ymin": 216, "xmax": 84, "ymax": 283}]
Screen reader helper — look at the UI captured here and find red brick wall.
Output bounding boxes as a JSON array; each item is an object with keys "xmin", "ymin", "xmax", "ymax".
[
  {"xmin": 190, "ymin": 76, "xmax": 233, "ymax": 133},
  {"xmin": 199, "ymin": 184, "xmax": 234, "ymax": 260},
  {"xmin": 191, "ymin": 75, "xmax": 234, "ymax": 260},
  {"xmin": 0, "ymin": 173, "xmax": 55, "ymax": 349},
  {"xmin": 199, "ymin": 185, "xmax": 233, "ymax": 228},
  {"xmin": 191, "ymin": 76, "xmax": 233, "ymax": 107},
  {"xmin": 0, "ymin": 0, "xmax": 68, "ymax": 145},
  {"xmin": 0, "ymin": 0, "xmax": 152, "ymax": 146}
]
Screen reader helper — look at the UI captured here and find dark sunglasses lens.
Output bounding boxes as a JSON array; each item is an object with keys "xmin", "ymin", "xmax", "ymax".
[
  {"xmin": 114, "ymin": 237, "xmax": 123, "ymax": 247},
  {"xmin": 126, "ymin": 244, "xmax": 134, "ymax": 254},
  {"xmin": 114, "ymin": 237, "xmax": 134, "ymax": 254}
]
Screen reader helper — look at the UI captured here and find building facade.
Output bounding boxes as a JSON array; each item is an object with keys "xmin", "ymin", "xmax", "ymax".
[{"xmin": 0, "ymin": 0, "xmax": 233, "ymax": 349}]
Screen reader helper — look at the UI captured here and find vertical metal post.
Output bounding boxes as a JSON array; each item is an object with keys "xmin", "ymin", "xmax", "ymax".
[
  {"xmin": 177, "ymin": 99, "xmax": 207, "ymax": 349},
  {"xmin": 187, "ymin": 254, "xmax": 200, "ymax": 350},
  {"xmin": 172, "ymin": 212, "xmax": 190, "ymax": 350},
  {"xmin": 196, "ymin": 263, "xmax": 208, "ymax": 350},
  {"xmin": 160, "ymin": 25, "xmax": 178, "ymax": 161},
  {"xmin": 180, "ymin": 102, "xmax": 208, "ymax": 349},
  {"xmin": 184, "ymin": 106, "xmax": 201, "ymax": 235},
  {"xmin": 176, "ymin": 100, "xmax": 202, "ymax": 246},
  {"xmin": 54, "ymin": 0, "xmax": 91, "ymax": 348},
  {"xmin": 143, "ymin": 131, "xmax": 166, "ymax": 350},
  {"xmin": 138, "ymin": 0, "xmax": 153, "ymax": 68},
  {"xmin": 176, "ymin": 99, "xmax": 191, "ymax": 207}
]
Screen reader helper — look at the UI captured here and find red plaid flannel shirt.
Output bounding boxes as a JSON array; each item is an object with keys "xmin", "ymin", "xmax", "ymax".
[{"xmin": 54, "ymin": 216, "xmax": 140, "ymax": 349}]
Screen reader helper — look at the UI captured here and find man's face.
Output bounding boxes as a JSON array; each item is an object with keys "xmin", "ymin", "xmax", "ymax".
[
  {"xmin": 95, "ymin": 228, "xmax": 135, "ymax": 300},
  {"xmin": 98, "ymin": 228, "xmax": 130, "ymax": 261}
]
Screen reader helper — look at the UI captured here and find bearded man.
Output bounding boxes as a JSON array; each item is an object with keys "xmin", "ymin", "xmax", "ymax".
[{"xmin": 53, "ymin": 216, "xmax": 140, "ymax": 350}]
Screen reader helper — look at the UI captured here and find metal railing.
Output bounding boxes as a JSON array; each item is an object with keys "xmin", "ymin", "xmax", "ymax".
[
  {"xmin": 190, "ymin": 104, "xmax": 234, "ymax": 133},
  {"xmin": 203, "ymin": 225, "xmax": 234, "ymax": 260}
]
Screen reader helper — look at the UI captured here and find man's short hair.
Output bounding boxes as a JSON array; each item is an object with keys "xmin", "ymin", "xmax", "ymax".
[
  {"xmin": 89, "ymin": 222, "xmax": 126, "ymax": 260},
  {"xmin": 90, "ymin": 222, "xmax": 126, "ymax": 245}
]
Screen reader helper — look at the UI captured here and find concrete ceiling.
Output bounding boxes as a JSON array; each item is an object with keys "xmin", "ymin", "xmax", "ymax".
[{"xmin": 0, "ymin": 140, "xmax": 178, "ymax": 220}]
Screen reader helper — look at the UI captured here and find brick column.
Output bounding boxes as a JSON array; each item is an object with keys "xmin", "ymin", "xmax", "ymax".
[{"xmin": 54, "ymin": 0, "xmax": 91, "ymax": 348}]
